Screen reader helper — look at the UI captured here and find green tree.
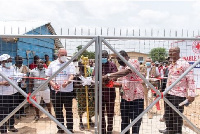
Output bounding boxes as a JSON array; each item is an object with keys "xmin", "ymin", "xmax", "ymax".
[
  {"xmin": 150, "ymin": 47, "xmax": 167, "ymax": 62},
  {"xmin": 75, "ymin": 45, "xmax": 95, "ymax": 59}
]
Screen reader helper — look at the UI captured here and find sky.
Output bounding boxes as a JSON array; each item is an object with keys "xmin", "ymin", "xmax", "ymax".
[
  {"xmin": 0, "ymin": 0, "xmax": 200, "ymax": 35},
  {"xmin": 0, "ymin": 0, "xmax": 200, "ymax": 55}
]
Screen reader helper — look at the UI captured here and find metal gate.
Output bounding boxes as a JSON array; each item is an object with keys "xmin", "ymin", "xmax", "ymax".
[{"xmin": 0, "ymin": 34, "xmax": 200, "ymax": 134}]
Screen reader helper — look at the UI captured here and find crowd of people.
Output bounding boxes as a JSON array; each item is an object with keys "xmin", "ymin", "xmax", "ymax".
[{"xmin": 0, "ymin": 46, "xmax": 196, "ymax": 134}]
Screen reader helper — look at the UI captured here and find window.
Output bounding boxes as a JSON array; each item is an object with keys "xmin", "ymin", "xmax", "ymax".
[{"xmin": 138, "ymin": 57, "xmax": 143, "ymax": 62}]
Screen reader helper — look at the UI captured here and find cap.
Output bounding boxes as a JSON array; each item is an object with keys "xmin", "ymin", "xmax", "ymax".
[
  {"xmin": 155, "ymin": 61, "xmax": 159, "ymax": 64},
  {"xmin": 0, "ymin": 54, "xmax": 10, "ymax": 61}
]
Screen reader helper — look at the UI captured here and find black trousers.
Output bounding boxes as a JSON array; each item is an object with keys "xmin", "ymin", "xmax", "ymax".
[
  {"xmin": 51, "ymin": 90, "xmax": 74, "ymax": 132},
  {"xmin": 16, "ymin": 86, "xmax": 26, "ymax": 115},
  {"xmin": 120, "ymin": 99, "xmax": 144, "ymax": 134},
  {"xmin": 0, "ymin": 93, "xmax": 18, "ymax": 133},
  {"xmin": 102, "ymin": 91, "xmax": 116, "ymax": 133},
  {"xmin": 164, "ymin": 94, "xmax": 185, "ymax": 133}
]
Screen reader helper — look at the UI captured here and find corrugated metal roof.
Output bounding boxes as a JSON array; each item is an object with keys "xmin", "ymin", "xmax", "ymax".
[
  {"xmin": 45, "ymin": 23, "xmax": 63, "ymax": 49},
  {"xmin": 0, "ymin": 20, "xmax": 63, "ymax": 48}
]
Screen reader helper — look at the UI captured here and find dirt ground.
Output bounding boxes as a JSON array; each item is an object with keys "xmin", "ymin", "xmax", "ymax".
[
  {"xmin": 11, "ymin": 89, "xmax": 200, "ymax": 134},
  {"xmin": 183, "ymin": 90, "xmax": 200, "ymax": 133}
]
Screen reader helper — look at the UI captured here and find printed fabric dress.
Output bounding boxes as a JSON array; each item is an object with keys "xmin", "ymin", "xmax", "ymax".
[{"xmin": 74, "ymin": 66, "xmax": 95, "ymax": 117}]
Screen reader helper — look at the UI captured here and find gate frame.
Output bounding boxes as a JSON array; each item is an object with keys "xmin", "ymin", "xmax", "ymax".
[
  {"xmin": 0, "ymin": 35, "xmax": 97, "ymax": 134},
  {"xmin": 102, "ymin": 37, "xmax": 200, "ymax": 134},
  {"xmin": 0, "ymin": 34, "xmax": 200, "ymax": 134}
]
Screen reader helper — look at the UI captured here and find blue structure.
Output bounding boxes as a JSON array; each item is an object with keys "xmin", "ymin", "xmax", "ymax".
[{"xmin": 0, "ymin": 21, "xmax": 62, "ymax": 66}]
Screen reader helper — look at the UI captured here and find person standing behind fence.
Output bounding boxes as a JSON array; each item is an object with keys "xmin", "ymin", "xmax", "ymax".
[
  {"xmin": 99, "ymin": 50, "xmax": 118, "ymax": 134},
  {"xmin": 44, "ymin": 54, "xmax": 51, "ymax": 67},
  {"xmin": 140, "ymin": 58, "xmax": 159, "ymax": 119},
  {"xmin": 13, "ymin": 55, "xmax": 29, "ymax": 119},
  {"xmin": 103, "ymin": 50, "xmax": 144, "ymax": 134},
  {"xmin": 29, "ymin": 59, "xmax": 51, "ymax": 121},
  {"xmin": 0, "ymin": 54, "xmax": 19, "ymax": 133},
  {"xmin": 74, "ymin": 62, "xmax": 95, "ymax": 130},
  {"xmin": 46, "ymin": 48, "xmax": 75, "ymax": 134},
  {"xmin": 29, "ymin": 55, "xmax": 47, "ymax": 70},
  {"xmin": 159, "ymin": 46, "xmax": 195, "ymax": 134}
]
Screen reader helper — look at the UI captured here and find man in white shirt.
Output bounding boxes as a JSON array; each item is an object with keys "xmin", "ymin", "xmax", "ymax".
[
  {"xmin": 13, "ymin": 55, "xmax": 29, "ymax": 119},
  {"xmin": 29, "ymin": 59, "xmax": 51, "ymax": 121},
  {"xmin": 46, "ymin": 48, "xmax": 75, "ymax": 134},
  {"xmin": 0, "ymin": 54, "xmax": 18, "ymax": 133},
  {"xmin": 140, "ymin": 58, "xmax": 160, "ymax": 119}
]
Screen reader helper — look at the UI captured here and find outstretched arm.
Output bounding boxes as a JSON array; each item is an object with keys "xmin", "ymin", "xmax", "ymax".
[{"xmin": 103, "ymin": 69, "xmax": 132, "ymax": 81}]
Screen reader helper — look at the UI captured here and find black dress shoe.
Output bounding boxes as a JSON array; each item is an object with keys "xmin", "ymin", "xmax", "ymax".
[
  {"xmin": 15, "ymin": 115, "xmax": 21, "ymax": 119},
  {"xmin": 34, "ymin": 115, "xmax": 40, "ymax": 121},
  {"xmin": 57, "ymin": 129, "xmax": 65, "ymax": 133},
  {"xmin": 159, "ymin": 129, "xmax": 167, "ymax": 133},
  {"xmin": 8, "ymin": 127, "xmax": 18, "ymax": 132},
  {"xmin": 159, "ymin": 129, "xmax": 174, "ymax": 134},
  {"xmin": 89, "ymin": 122, "xmax": 95, "ymax": 127},
  {"xmin": 79, "ymin": 123, "xmax": 85, "ymax": 131}
]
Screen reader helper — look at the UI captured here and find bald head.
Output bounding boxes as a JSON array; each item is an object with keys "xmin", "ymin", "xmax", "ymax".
[
  {"xmin": 58, "ymin": 48, "xmax": 67, "ymax": 58},
  {"xmin": 169, "ymin": 46, "xmax": 180, "ymax": 62},
  {"xmin": 58, "ymin": 48, "xmax": 67, "ymax": 63},
  {"xmin": 58, "ymin": 48, "xmax": 67, "ymax": 55},
  {"xmin": 170, "ymin": 46, "xmax": 180, "ymax": 53}
]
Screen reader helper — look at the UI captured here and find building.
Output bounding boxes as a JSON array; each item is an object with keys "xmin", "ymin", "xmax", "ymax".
[
  {"xmin": 0, "ymin": 21, "xmax": 63, "ymax": 65},
  {"xmin": 110, "ymin": 51, "xmax": 148, "ymax": 66}
]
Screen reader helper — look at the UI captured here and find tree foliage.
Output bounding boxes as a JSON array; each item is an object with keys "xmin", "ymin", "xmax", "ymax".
[
  {"xmin": 150, "ymin": 47, "xmax": 167, "ymax": 62},
  {"xmin": 75, "ymin": 45, "xmax": 95, "ymax": 59}
]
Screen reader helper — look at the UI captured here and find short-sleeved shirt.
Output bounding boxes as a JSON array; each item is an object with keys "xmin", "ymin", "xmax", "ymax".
[
  {"xmin": 0, "ymin": 66, "xmax": 18, "ymax": 95},
  {"xmin": 45, "ymin": 59, "xmax": 76, "ymax": 92},
  {"xmin": 29, "ymin": 68, "xmax": 48, "ymax": 91},
  {"xmin": 121, "ymin": 59, "xmax": 144, "ymax": 101},
  {"xmin": 13, "ymin": 64, "xmax": 29, "ymax": 74},
  {"xmin": 93, "ymin": 61, "xmax": 118, "ymax": 101},
  {"xmin": 102, "ymin": 61, "xmax": 118, "ymax": 101},
  {"xmin": 167, "ymin": 58, "xmax": 195, "ymax": 97}
]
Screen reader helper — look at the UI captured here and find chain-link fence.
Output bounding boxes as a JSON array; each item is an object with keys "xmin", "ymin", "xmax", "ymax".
[{"xmin": 0, "ymin": 23, "xmax": 200, "ymax": 134}]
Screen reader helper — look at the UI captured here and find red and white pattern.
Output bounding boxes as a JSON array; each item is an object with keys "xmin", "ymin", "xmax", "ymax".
[
  {"xmin": 167, "ymin": 58, "xmax": 196, "ymax": 97},
  {"xmin": 121, "ymin": 59, "xmax": 144, "ymax": 101}
]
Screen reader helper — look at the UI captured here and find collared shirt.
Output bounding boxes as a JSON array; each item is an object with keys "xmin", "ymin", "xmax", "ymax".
[
  {"xmin": 102, "ymin": 61, "xmax": 118, "ymax": 101},
  {"xmin": 45, "ymin": 59, "xmax": 75, "ymax": 92},
  {"xmin": 121, "ymin": 59, "xmax": 144, "ymax": 101},
  {"xmin": 13, "ymin": 64, "xmax": 29, "ymax": 88},
  {"xmin": 0, "ymin": 66, "xmax": 18, "ymax": 95},
  {"xmin": 29, "ymin": 68, "xmax": 48, "ymax": 91},
  {"xmin": 13, "ymin": 64, "xmax": 29, "ymax": 74},
  {"xmin": 167, "ymin": 58, "xmax": 196, "ymax": 97},
  {"xmin": 146, "ymin": 67, "xmax": 151, "ymax": 79},
  {"xmin": 140, "ymin": 65, "xmax": 158, "ymax": 78}
]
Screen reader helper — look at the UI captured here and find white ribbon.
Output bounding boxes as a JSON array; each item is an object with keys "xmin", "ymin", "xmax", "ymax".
[{"xmin": 79, "ymin": 75, "xmax": 94, "ymax": 86}]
